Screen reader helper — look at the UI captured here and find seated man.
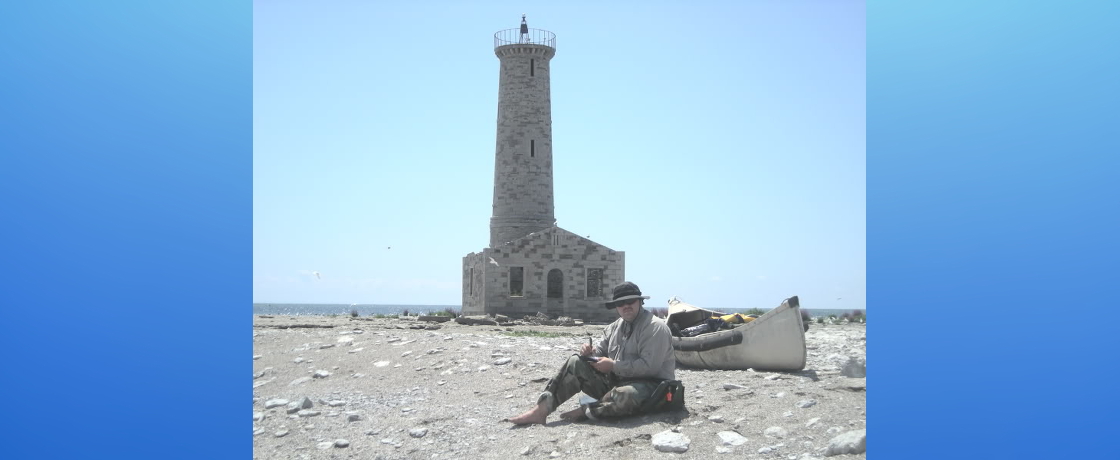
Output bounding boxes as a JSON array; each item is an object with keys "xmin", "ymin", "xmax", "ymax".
[{"xmin": 506, "ymin": 281, "xmax": 676, "ymax": 424}]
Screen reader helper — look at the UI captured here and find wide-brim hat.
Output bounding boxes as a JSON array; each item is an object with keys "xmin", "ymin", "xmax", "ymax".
[{"xmin": 605, "ymin": 281, "xmax": 650, "ymax": 309}]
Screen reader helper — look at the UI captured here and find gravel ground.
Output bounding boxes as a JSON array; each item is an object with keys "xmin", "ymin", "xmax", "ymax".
[{"xmin": 252, "ymin": 314, "xmax": 867, "ymax": 459}]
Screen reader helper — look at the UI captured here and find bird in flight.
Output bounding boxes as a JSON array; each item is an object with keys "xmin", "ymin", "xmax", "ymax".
[
  {"xmin": 313, "ymin": 271, "xmax": 321, "ymax": 280},
  {"xmin": 488, "ymin": 257, "xmax": 500, "ymax": 267}
]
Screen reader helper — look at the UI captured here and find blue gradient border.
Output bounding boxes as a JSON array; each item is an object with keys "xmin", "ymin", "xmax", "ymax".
[
  {"xmin": 0, "ymin": 2, "xmax": 250, "ymax": 457},
  {"xmin": 870, "ymin": 2, "xmax": 1119, "ymax": 457}
]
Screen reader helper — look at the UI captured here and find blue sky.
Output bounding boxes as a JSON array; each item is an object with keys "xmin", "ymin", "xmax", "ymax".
[{"xmin": 253, "ymin": 1, "xmax": 865, "ymax": 312}]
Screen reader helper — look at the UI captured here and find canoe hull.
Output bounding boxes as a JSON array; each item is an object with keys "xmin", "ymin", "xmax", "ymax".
[{"xmin": 669, "ymin": 296, "xmax": 807, "ymax": 371}]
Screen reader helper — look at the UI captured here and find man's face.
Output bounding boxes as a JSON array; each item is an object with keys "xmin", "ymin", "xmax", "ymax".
[{"xmin": 615, "ymin": 299, "xmax": 640, "ymax": 322}]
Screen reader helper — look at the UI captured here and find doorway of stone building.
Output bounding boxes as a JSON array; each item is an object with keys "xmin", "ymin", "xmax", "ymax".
[{"xmin": 546, "ymin": 269, "xmax": 564, "ymax": 318}]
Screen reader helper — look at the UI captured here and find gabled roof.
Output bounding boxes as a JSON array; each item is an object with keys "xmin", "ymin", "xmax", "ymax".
[{"xmin": 493, "ymin": 225, "xmax": 618, "ymax": 252}]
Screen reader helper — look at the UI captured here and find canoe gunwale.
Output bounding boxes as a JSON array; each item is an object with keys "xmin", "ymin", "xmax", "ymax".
[{"xmin": 672, "ymin": 329, "xmax": 743, "ymax": 352}]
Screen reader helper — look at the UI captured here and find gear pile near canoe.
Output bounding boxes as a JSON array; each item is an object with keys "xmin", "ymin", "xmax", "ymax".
[{"xmin": 666, "ymin": 296, "xmax": 808, "ymax": 371}]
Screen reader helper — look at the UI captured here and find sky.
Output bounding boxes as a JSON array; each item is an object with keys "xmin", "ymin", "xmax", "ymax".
[{"xmin": 253, "ymin": 1, "xmax": 866, "ymax": 312}]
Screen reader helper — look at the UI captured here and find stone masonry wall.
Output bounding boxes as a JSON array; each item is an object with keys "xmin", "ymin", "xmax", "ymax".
[
  {"xmin": 461, "ymin": 252, "xmax": 487, "ymax": 316},
  {"xmin": 490, "ymin": 44, "xmax": 557, "ymax": 247},
  {"xmin": 471, "ymin": 226, "xmax": 624, "ymax": 323}
]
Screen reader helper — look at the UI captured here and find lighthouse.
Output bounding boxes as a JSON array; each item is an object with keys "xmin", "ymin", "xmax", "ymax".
[
  {"xmin": 489, "ymin": 14, "xmax": 557, "ymax": 248},
  {"xmin": 462, "ymin": 16, "xmax": 625, "ymax": 323}
]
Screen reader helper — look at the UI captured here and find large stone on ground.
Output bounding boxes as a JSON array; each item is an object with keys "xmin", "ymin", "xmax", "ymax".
[
  {"xmin": 264, "ymin": 399, "xmax": 288, "ymax": 409},
  {"xmin": 455, "ymin": 315, "xmax": 498, "ymax": 326},
  {"xmin": 841, "ymin": 357, "xmax": 866, "ymax": 378},
  {"xmin": 651, "ymin": 430, "xmax": 691, "ymax": 453},
  {"xmin": 763, "ymin": 426, "xmax": 788, "ymax": 438},
  {"xmin": 825, "ymin": 429, "xmax": 866, "ymax": 456},
  {"xmin": 717, "ymin": 431, "xmax": 748, "ymax": 446}
]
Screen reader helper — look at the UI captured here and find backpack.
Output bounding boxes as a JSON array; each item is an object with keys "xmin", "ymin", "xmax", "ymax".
[{"xmin": 640, "ymin": 379, "xmax": 686, "ymax": 414}]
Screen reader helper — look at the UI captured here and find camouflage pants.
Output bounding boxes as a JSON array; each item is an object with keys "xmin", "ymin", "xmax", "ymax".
[{"xmin": 537, "ymin": 355, "xmax": 660, "ymax": 419}]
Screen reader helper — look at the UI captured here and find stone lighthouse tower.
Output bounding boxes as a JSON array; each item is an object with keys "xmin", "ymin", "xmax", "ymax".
[
  {"xmin": 462, "ymin": 16, "xmax": 625, "ymax": 323},
  {"xmin": 489, "ymin": 15, "xmax": 557, "ymax": 247}
]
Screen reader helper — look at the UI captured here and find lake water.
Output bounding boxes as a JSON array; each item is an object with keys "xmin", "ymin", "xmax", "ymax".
[{"xmin": 252, "ymin": 303, "xmax": 861, "ymax": 318}]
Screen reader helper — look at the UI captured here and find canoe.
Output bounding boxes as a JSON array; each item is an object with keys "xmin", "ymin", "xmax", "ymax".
[{"xmin": 668, "ymin": 296, "xmax": 807, "ymax": 371}]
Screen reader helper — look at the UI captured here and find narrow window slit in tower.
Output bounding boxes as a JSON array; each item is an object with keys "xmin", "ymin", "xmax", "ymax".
[
  {"xmin": 531, "ymin": 140, "xmax": 535, "ymax": 157},
  {"xmin": 530, "ymin": 59, "xmax": 534, "ymax": 76}
]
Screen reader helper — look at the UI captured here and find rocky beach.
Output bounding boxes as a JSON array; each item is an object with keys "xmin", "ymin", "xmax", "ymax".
[{"xmin": 252, "ymin": 314, "xmax": 866, "ymax": 459}]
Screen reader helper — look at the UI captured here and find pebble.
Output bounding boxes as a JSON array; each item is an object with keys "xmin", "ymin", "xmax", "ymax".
[
  {"xmin": 651, "ymin": 430, "xmax": 691, "ymax": 453},
  {"xmin": 253, "ymin": 428, "xmax": 264, "ymax": 436},
  {"xmin": 549, "ymin": 451, "xmax": 561, "ymax": 458},
  {"xmin": 253, "ymin": 412, "xmax": 264, "ymax": 422},
  {"xmin": 289, "ymin": 377, "xmax": 312, "ymax": 386},
  {"xmin": 806, "ymin": 417, "xmax": 821, "ymax": 427},
  {"xmin": 798, "ymin": 399, "xmax": 818, "ymax": 408},
  {"xmin": 765, "ymin": 374, "xmax": 781, "ymax": 380},
  {"xmin": 708, "ymin": 415, "xmax": 725, "ymax": 423},
  {"xmin": 494, "ymin": 357, "xmax": 512, "ymax": 365},
  {"xmin": 401, "ymin": 350, "xmax": 413, "ymax": 357},
  {"xmin": 477, "ymin": 365, "xmax": 491, "ymax": 372},
  {"xmin": 297, "ymin": 410, "xmax": 321, "ymax": 417},
  {"xmin": 293, "ymin": 357, "xmax": 304, "ymax": 363},
  {"xmin": 299, "ymin": 397, "xmax": 314, "ymax": 409},
  {"xmin": 313, "ymin": 370, "xmax": 331, "ymax": 378},
  {"xmin": 773, "ymin": 392, "xmax": 787, "ymax": 398},
  {"xmin": 409, "ymin": 427, "xmax": 428, "ymax": 438},
  {"xmin": 723, "ymin": 383, "xmax": 746, "ymax": 390},
  {"xmin": 316, "ymin": 441, "xmax": 333, "ymax": 450},
  {"xmin": 374, "ymin": 361, "xmax": 391, "ymax": 367},
  {"xmin": 286, "ymin": 402, "xmax": 301, "ymax": 414},
  {"xmin": 334, "ymin": 439, "xmax": 350, "ymax": 448},
  {"xmin": 520, "ymin": 446, "xmax": 534, "ymax": 455},
  {"xmin": 328, "ymin": 400, "xmax": 345, "ymax": 407},
  {"xmin": 273, "ymin": 429, "xmax": 289, "ymax": 438},
  {"xmin": 348, "ymin": 348, "xmax": 364, "ymax": 353},
  {"xmin": 346, "ymin": 412, "xmax": 361, "ymax": 422},
  {"xmin": 716, "ymin": 446, "xmax": 731, "ymax": 453},
  {"xmin": 319, "ymin": 344, "xmax": 335, "ymax": 349},
  {"xmin": 253, "ymin": 355, "xmax": 262, "ymax": 360}
]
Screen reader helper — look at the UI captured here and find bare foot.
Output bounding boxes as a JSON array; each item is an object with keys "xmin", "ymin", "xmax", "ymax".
[
  {"xmin": 558, "ymin": 406, "xmax": 588, "ymax": 423},
  {"xmin": 506, "ymin": 404, "xmax": 548, "ymax": 425}
]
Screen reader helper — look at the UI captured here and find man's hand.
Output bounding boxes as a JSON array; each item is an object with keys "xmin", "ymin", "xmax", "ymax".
[
  {"xmin": 579, "ymin": 343, "xmax": 593, "ymax": 356},
  {"xmin": 591, "ymin": 357, "xmax": 615, "ymax": 373}
]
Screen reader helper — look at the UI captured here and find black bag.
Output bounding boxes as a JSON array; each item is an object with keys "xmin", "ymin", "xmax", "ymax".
[{"xmin": 640, "ymin": 379, "xmax": 686, "ymax": 414}]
